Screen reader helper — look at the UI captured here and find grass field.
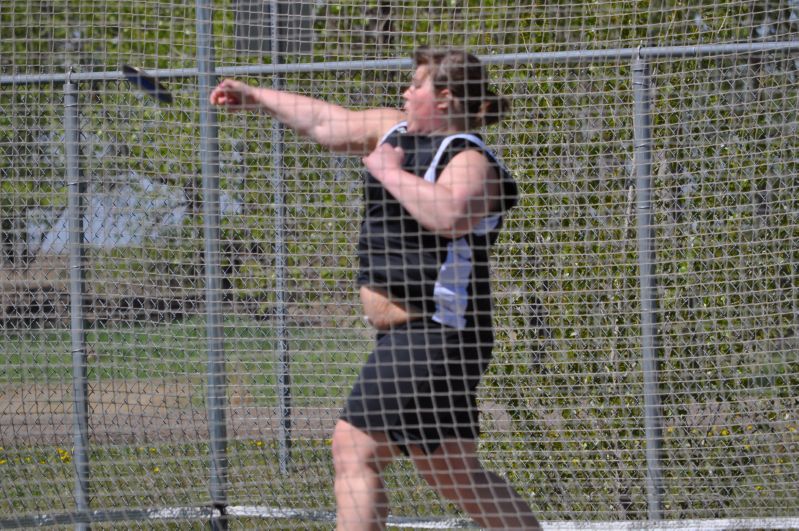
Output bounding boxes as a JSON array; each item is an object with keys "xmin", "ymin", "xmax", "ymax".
[
  {"xmin": 0, "ymin": 437, "xmax": 459, "ymax": 528},
  {"xmin": 2, "ymin": 315, "xmax": 798, "ymax": 525},
  {"xmin": 1, "ymin": 315, "xmax": 371, "ymax": 408},
  {"xmin": 1, "ymin": 316, "xmax": 465, "ymax": 526}
]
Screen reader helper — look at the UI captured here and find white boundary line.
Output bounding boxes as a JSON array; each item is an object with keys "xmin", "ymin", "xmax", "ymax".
[
  {"xmin": 3, "ymin": 505, "xmax": 798, "ymax": 530},
  {"xmin": 226, "ymin": 507, "xmax": 799, "ymax": 530},
  {"xmin": 539, "ymin": 519, "xmax": 799, "ymax": 531}
]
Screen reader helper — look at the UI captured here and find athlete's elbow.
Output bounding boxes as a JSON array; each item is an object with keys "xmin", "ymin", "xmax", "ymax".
[
  {"xmin": 425, "ymin": 193, "xmax": 491, "ymax": 237},
  {"xmin": 310, "ymin": 125, "xmax": 367, "ymax": 154}
]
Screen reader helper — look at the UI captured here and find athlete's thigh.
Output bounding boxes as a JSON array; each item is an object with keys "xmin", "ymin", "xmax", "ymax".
[
  {"xmin": 408, "ymin": 439, "xmax": 483, "ymax": 486},
  {"xmin": 332, "ymin": 419, "xmax": 401, "ymax": 470}
]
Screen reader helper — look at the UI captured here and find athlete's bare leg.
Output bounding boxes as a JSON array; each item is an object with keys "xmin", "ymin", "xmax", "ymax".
[
  {"xmin": 410, "ymin": 440, "xmax": 541, "ymax": 530},
  {"xmin": 331, "ymin": 420, "xmax": 399, "ymax": 531}
]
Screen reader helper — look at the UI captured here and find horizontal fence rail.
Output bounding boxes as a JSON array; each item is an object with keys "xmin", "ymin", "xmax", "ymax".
[{"xmin": 3, "ymin": 42, "xmax": 799, "ymax": 86}]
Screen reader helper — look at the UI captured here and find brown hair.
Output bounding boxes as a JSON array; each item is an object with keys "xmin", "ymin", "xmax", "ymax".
[{"xmin": 413, "ymin": 46, "xmax": 510, "ymax": 129}]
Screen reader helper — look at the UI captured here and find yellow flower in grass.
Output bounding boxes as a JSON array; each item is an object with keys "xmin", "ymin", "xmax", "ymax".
[{"xmin": 57, "ymin": 448, "xmax": 72, "ymax": 463}]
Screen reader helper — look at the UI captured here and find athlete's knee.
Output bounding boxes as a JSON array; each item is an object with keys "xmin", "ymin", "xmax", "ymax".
[
  {"xmin": 332, "ymin": 421, "xmax": 364, "ymax": 473},
  {"xmin": 331, "ymin": 420, "xmax": 385, "ymax": 477}
]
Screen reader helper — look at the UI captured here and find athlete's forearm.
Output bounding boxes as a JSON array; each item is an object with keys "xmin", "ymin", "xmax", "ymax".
[{"xmin": 376, "ymin": 167, "xmax": 472, "ymax": 237}]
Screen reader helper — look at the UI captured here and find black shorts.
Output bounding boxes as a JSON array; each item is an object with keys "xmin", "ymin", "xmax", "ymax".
[{"xmin": 340, "ymin": 318, "xmax": 494, "ymax": 455}]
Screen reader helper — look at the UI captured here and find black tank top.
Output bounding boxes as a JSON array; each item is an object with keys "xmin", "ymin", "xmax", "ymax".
[{"xmin": 357, "ymin": 122, "xmax": 517, "ymax": 330}]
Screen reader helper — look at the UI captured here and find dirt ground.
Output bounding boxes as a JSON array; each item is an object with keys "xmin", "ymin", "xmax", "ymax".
[{"xmin": 0, "ymin": 379, "xmax": 512, "ymax": 447}]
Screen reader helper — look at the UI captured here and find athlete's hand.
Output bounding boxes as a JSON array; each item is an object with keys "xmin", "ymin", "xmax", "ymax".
[
  {"xmin": 209, "ymin": 79, "xmax": 260, "ymax": 111},
  {"xmin": 362, "ymin": 143, "xmax": 405, "ymax": 181}
]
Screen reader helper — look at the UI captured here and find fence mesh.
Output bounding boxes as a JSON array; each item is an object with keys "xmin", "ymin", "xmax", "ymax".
[{"xmin": 1, "ymin": 1, "xmax": 798, "ymax": 528}]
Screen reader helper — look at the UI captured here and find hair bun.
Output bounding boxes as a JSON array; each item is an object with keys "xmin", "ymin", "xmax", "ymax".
[{"xmin": 476, "ymin": 94, "xmax": 510, "ymax": 127}]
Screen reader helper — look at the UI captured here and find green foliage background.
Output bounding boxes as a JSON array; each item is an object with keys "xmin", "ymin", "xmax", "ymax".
[{"xmin": 1, "ymin": 0, "xmax": 798, "ymax": 523}]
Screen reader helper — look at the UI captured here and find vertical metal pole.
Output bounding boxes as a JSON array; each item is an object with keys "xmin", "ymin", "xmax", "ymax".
[
  {"xmin": 632, "ymin": 52, "xmax": 665, "ymax": 519},
  {"xmin": 65, "ymin": 75, "xmax": 91, "ymax": 531},
  {"xmin": 195, "ymin": 1, "xmax": 227, "ymax": 528},
  {"xmin": 270, "ymin": 0, "xmax": 292, "ymax": 475}
]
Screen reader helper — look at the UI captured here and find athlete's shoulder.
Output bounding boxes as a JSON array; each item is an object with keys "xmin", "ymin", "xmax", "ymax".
[{"xmin": 444, "ymin": 134, "xmax": 518, "ymax": 212}]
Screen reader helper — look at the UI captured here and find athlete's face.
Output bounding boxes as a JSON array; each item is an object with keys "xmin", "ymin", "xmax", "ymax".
[{"xmin": 403, "ymin": 66, "xmax": 449, "ymax": 133}]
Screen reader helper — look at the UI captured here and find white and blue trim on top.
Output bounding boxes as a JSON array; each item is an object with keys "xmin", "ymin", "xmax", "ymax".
[
  {"xmin": 425, "ymin": 134, "xmax": 503, "ymax": 330},
  {"xmin": 379, "ymin": 121, "xmax": 408, "ymax": 144}
]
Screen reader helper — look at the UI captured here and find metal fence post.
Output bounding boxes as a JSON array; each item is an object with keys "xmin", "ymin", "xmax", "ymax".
[
  {"xmin": 270, "ymin": 0, "xmax": 292, "ymax": 476},
  {"xmin": 632, "ymin": 50, "xmax": 666, "ymax": 519},
  {"xmin": 196, "ymin": 0, "xmax": 228, "ymax": 528},
  {"xmin": 64, "ymin": 71, "xmax": 91, "ymax": 531}
]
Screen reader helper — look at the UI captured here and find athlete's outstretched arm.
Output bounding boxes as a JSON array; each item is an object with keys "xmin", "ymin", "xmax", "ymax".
[{"xmin": 210, "ymin": 79, "xmax": 404, "ymax": 155}]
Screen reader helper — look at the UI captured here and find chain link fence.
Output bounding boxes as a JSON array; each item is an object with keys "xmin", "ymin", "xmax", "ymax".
[{"xmin": 1, "ymin": 1, "xmax": 798, "ymax": 528}]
